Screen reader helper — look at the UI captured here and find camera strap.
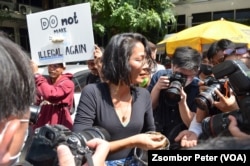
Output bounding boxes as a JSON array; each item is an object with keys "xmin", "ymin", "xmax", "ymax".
[{"xmin": 85, "ymin": 148, "xmax": 94, "ymax": 166}]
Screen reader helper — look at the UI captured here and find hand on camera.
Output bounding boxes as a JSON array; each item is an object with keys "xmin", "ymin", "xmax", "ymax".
[
  {"xmin": 178, "ymin": 87, "xmax": 187, "ymax": 104},
  {"xmin": 213, "ymin": 89, "xmax": 239, "ymax": 112},
  {"xmin": 155, "ymin": 75, "xmax": 170, "ymax": 91},
  {"xmin": 57, "ymin": 138, "xmax": 110, "ymax": 166},
  {"xmin": 228, "ymin": 115, "xmax": 250, "ymax": 139},
  {"xmin": 174, "ymin": 130, "xmax": 198, "ymax": 148}
]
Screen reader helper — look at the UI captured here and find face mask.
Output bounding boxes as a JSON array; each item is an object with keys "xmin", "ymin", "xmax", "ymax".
[{"xmin": 200, "ymin": 64, "xmax": 213, "ymax": 75}]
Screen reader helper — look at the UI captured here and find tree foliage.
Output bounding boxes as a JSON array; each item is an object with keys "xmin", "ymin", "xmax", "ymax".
[{"xmin": 67, "ymin": 0, "xmax": 176, "ymax": 44}]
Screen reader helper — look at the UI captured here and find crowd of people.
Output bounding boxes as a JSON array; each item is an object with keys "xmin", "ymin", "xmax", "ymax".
[{"xmin": 1, "ymin": 27, "xmax": 250, "ymax": 166}]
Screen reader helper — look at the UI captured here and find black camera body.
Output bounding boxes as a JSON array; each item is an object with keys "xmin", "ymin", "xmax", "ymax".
[
  {"xmin": 195, "ymin": 76, "xmax": 227, "ymax": 111},
  {"xmin": 25, "ymin": 124, "xmax": 110, "ymax": 166},
  {"xmin": 201, "ymin": 60, "xmax": 250, "ymax": 137},
  {"xmin": 164, "ymin": 72, "xmax": 187, "ymax": 104}
]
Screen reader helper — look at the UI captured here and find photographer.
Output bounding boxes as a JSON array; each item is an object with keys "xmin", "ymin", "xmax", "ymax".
[
  {"xmin": 0, "ymin": 32, "xmax": 35, "ymax": 165},
  {"xmin": 147, "ymin": 46, "xmax": 201, "ymax": 149},
  {"xmin": 207, "ymin": 39, "xmax": 240, "ymax": 112},
  {"xmin": 57, "ymin": 138, "xmax": 110, "ymax": 166}
]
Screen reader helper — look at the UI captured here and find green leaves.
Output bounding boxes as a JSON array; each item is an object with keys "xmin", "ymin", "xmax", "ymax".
[{"xmin": 67, "ymin": 0, "xmax": 176, "ymax": 43}]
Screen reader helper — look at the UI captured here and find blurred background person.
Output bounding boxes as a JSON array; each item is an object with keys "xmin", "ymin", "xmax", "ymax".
[
  {"xmin": 148, "ymin": 41, "xmax": 165, "ymax": 74},
  {"xmin": 206, "ymin": 39, "xmax": 239, "ymax": 112},
  {"xmin": 85, "ymin": 44, "xmax": 104, "ymax": 85},
  {"xmin": 0, "ymin": 31, "xmax": 35, "ymax": 166},
  {"xmin": 93, "ymin": 44, "xmax": 104, "ymax": 81},
  {"xmin": 31, "ymin": 62, "xmax": 74, "ymax": 131}
]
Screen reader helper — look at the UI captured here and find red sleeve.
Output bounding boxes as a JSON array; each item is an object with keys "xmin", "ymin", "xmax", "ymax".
[{"xmin": 35, "ymin": 75, "xmax": 74, "ymax": 104}]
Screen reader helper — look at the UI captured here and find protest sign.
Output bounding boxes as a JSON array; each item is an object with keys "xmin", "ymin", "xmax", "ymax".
[{"xmin": 27, "ymin": 3, "xmax": 95, "ymax": 66}]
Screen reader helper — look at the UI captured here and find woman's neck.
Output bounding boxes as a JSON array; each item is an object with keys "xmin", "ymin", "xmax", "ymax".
[{"xmin": 109, "ymin": 83, "xmax": 131, "ymax": 101}]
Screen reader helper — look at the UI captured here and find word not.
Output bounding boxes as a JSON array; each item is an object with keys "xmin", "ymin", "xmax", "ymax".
[{"xmin": 41, "ymin": 12, "xmax": 79, "ymax": 30}]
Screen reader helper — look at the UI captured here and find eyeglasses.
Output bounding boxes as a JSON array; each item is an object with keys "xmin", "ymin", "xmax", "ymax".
[
  {"xmin": 223, "ymin": 48, "xmax": 235, "ymax": 56},
  {"xmin": 235, "ymin": 47, "xmax": 248, "ymax": 55}
]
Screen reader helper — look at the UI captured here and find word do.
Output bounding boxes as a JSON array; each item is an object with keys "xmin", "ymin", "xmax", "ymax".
[{"xmin": 40, "ymin": 12, "xmax": 78, "ymax": 30}]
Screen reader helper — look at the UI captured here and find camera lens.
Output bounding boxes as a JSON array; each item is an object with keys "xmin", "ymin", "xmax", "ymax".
[
  {"xmin": 195, "ymin": 85, "xmax": 220, "ymax": 111},
  {"xmin": 195, "ymin": 93, "xmax": 213, "ymax": 111},
  {"xmin": 29, "ymin": 105, "xmax": 41, "ymax": 124},
  {"xmin": 165, "ymin": 81, "xmax": 182, "ymax": 103},
  {"xmin": 202, "ymin": 112, "xmax": 234, "ymax": 137},
  {"xmin": 77, "ymin": 126, "xmax": 111, "ymax": 146}
]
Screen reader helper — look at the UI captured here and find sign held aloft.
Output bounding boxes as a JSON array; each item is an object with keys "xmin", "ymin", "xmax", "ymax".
[{"xmin": 27, "ymin": 3, "xmax": 95, "ymax": 66}]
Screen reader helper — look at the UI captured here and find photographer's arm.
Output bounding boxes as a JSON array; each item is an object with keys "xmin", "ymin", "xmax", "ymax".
[
  {"xmin": 150, "ymin": 76, "xmax": 169, "ymax": 109},
  {"xmin": 178, "ymin": 88, "xmax": 195, "ymax": 127}
]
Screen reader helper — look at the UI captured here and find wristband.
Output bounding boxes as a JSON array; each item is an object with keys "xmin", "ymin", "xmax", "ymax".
[{"xmin": 189, "ymin": 115, "xmax": 202, "ymax": 137}]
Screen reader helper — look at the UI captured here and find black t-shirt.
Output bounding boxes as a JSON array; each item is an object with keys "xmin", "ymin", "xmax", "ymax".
[{"xmin": 73, "ymin": 83, "xmax": 155, "ymax": 160}]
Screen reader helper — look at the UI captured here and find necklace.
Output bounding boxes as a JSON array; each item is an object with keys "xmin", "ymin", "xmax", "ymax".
[
  {"xmin": 112, "ymin": 92, "xmax": 132, "ymax": 124},
  {"xmin": 109, "ymin": 83, "xmax": 132, "ymax": 124},
  {"xmin": 120, "ymin": 97, "xmax": 132, "ymax": 123}
]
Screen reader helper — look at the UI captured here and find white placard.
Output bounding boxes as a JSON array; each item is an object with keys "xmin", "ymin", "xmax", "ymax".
[{"xmin": 27, "ymin": 3, "xmax": 95, "ymax": 66}]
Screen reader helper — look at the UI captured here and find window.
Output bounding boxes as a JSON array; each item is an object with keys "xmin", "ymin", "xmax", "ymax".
[
  {"xmin": 236, "ymin": 8, "xmax": 250, "ymax": 21},
  {"xmin": 19, "ymin": 28, "xmax": 30, "ymax": 52},
  {"xmin": 166, "ymin": 15, "xmax": 186, "ymax": 33},
  {"xmin": 0, "ymin": 27, "xmax": 14, "ymax": 41},
  {"xmin": 192, "ymin": 12, "xmax": 212, "ymax": 26},
  {"xmin": 213, "ymin": 10, "xmax": 234, "ymax": 21}
]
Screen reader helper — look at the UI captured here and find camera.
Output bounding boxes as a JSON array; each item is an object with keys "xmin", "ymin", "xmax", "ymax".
[
  {"xmin": 164, "ymin": 72, "xmax": 187, "ymax": 104},
  {"xmin": 29, "ymin": 105, "xmax": 41, "ymax": 124},
  {"xmin": 25, "ymin": 124, "xmax": 110, "ymax": 166},
  {"xmin": 195, "ymin": 76, "xmax": 228, "ymax": 111},
  {"xmin": 201, "ymin": 60, "xmax": 250, "ymax": 137}
]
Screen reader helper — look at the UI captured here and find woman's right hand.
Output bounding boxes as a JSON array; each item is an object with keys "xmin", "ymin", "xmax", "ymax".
[{"xmin": 133, "ymin": 132, "xmax": 168, "ymax": 150}]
